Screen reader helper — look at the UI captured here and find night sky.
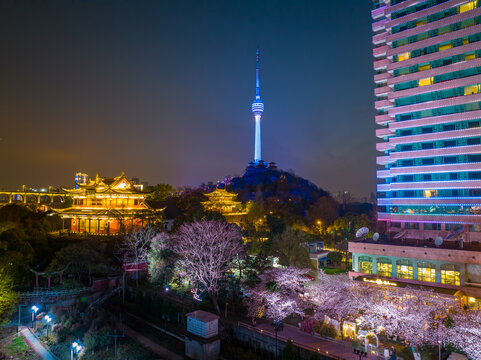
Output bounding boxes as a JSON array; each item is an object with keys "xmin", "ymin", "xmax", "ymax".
[{"xmin": 0, "ymin": 0, "xmax": 376, "ymax": 198}]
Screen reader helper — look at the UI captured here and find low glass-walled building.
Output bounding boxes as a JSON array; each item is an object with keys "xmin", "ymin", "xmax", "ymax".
[{"xmin": 349, "ymin": 239, "xmax": 481, "ymax": 308}]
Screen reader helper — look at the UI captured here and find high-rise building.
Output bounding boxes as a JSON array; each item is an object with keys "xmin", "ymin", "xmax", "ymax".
[
  {"xmin": 252, "ymin": 49, "xmax": 265, "ymax": 164},
  {"xmin": 349, "ymin": 0, "xmax": 481, "ymax": 307}
]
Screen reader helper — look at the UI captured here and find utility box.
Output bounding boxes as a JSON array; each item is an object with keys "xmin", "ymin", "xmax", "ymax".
[
  {"xmin": 185, "ymin": 310, "xmax": 220, "ymax": 360},
  {"xmin": 186, "ymin": 310, "xmax": 219, "ymax": 339}
]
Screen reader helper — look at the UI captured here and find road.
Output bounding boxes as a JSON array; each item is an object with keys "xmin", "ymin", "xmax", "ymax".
[{"xmin": 20, "ymin": 326, "xmax": 57, "ymax": 360}]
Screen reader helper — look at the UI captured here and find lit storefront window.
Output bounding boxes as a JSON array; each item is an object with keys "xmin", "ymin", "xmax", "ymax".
[
  {"xmin": 441, "ymin": 264, "xmax": 461, "ymax": 286},
  {"xmin": 359, "ymin": 256, "xmax": 373, "ymax": 274},
  {"xmin": 396, "ymin": 259, "xmax": 413, "ymax": 279},
  {"xmin": 377, "ymin": 258, "xmax": 393, "ymax": 277},
  {"xmin": 418, "ymin": 262, "xmax": 436, "ymax": 282}
]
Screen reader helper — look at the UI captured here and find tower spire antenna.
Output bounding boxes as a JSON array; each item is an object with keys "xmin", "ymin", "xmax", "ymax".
[
  {"xmin": 255, "ymin": 48, "xmax": 260, "ymax": 99},
  {"xmin": 251, "ymin": 48, "xmax": 265, "ymax": 163}
]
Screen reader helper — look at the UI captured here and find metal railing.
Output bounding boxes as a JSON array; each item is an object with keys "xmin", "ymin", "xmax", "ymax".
[
  {"xmin": 18, "ymin": 288, "xmax": 90, "ymax": 298},
  {"xmin": 237, "ymin": 322, "xmax": 346, "ymax": 360}
]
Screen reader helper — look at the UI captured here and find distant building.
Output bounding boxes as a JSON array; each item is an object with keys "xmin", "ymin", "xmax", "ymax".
[
  {"xmin": 56, "ymin": 172, "xmax": 161, "ymax": 235},
  {"xmin": 201, "ymin": 188, "xmax": 247, "ymax": 227}
]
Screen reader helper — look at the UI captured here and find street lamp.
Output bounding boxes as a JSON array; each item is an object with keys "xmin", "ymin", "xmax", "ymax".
[
  {"xmin": 44, "ymin": 315, "xmax": 52, "ymax": 338},
  {"xmin": 31, "ymin": 305, "xmax": 39, "ymax": 329},
  {"xmin": 71, "ymin": 342, "xmax": 83, "ymax": 360}
]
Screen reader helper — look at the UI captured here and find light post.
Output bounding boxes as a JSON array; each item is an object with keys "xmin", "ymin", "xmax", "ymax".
[
  {"xmin": 31, "ymin": 305, "xmax": 39, "ymax": 329},
  {"xmin": 107, "ymin": 330, "xmax": 125, "ymax": 360},
  {"xmin": 71, "ymin": 341, "xmax": 82, "ymax": 360},
  {"xmin": 44, "ymin": 315, "xmax": 52, "ymax": 338},
  {"xmin": 274, "ymin": 321, "xmax": 282, "ymax": 360}
]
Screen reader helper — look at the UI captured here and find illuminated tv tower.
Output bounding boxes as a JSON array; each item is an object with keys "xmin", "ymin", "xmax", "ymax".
[{"xmin": 251, "ymin": 49, "xmax": 264, "ymax": 164}]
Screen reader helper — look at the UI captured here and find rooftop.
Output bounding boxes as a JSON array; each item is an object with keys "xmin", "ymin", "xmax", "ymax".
[
  {"xmin": 352, "ymin": 237, "xmax": 481, "ymax": 252},
  {"xmin": 186, "ymin": 310, "xmax": 219, "ymax": 323}
]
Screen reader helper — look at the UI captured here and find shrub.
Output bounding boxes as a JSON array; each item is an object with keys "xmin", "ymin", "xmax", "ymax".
[
  {"xmin": 317, "ymin": 323, "xmax": 337, "ymax": 338},
  {"xmin": 282, "ymin": 339, "xmax": 296, "ymax": 360}
]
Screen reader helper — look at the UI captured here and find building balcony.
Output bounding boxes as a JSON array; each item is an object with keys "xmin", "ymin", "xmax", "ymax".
[
  {"xmin": 388, "ymin": 143, "xmax": 481, "ymax": 160},
  {"xmin": 387, "ymin": 7, "xmax": 481, "ymax": 43},
  {"xmin": 377, "ymin": 183, "xmax": 391, "ymax": 192},
  {"xmin": 376, "ymin": 169, "xmax": 391, "ymax": 178},
  {"xmin": 372, "ymin": 18, "xmax": 388, "ymax": 32},
  {"xmin": 373, "ymin": 45, "xmax": 388, "ymax": 58},
  {"xmin": 374, "ymin": 85, "xmax": 391, "ymax": 96},
  {"xmin": 388, "ymin": 127, "xmax": 481, "ymax": 146},
  {"xmin": 389, "ymin": 92, "xmax": 481, "ymax": 116},
  {"xmin": 371, "ymin": 6, "xmax": 386, "ymax": 20},
  {"xmin": 375, "ymin": 114, "xmax": 393, "ymax": 124},
  {"xmin": 389, "ymin": 73, "xmax": 481, "ymax": 101},
  {"xmin": 388, "ymin": 58, "xmax": 481, "ymax": 87},
  {"xmin": 373, "ymin": 32, "xmax": 387, "ymax": 45},
  {"xmin": 375, "ymin": 99, "xmax": 394, "ymax": 110},
  {"xmin": 385, "ymin": 0, "xmax": 470, "ymax": 30},
  {"xmin": 376, "ymin": 156, "xmax": 395, "ymax": 166},
  {"xmin": 376, "ymin": 142, "xmax": 395, "ymax": 152},
  {"xmin": 385, "ymin": 162, "xmax": 481, "ymax": 176},
  {"xmin": 388, "ymin": 42, "xmax": 481, "ymax": 71},
  {"xmin": 378, "ymin": 197, "xmax": 481, "ymax": 206},
  {"xmin": 385, "ymin": 0, "xmax": 430, "ymax": 15},
  {"xmin": 374, "ymin": 71, "xmax": 392, "ymax": 82},
  {"xmin": 378, "ymin": 211, "xmax": 481, "ymax": 224},
  {"xmin": 375, "ymin": 127, "xmax": 394, "ymax": 138},
  {"xmin": 374, "ymin": 58, "xmax": 391, "ymax": 71},
  {"xmin": 389, "ymin": 109, "xmax": 481, "ymax": 130},
  {"xmin": 388, "ymin": 179, "xmax": 481, "ymax": 190},
  {"xmin": 387, "ymin": 23, "xmax": 481, "ymax": 58}
]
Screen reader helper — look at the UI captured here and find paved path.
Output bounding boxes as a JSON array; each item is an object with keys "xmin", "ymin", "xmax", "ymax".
[
  {"xmin": 20, "ymin": 326, "xmax": 56, "ymax": 360},
  {"xmin": 116, "ymin": 321, "xmax": 185, "ymax": 360},
  {"xmin": 241, "ymin": 321, "xmax": 385, "ymax": 360}
]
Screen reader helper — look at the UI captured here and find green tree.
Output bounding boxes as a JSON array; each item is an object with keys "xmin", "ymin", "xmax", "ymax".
[
  {"xmin": 0, "ymin": 265, "xmax": 17, "ymax": 324},
  {"xmin": 146, "ymin": 184, "xmax": 173, "ymax": 202},
  {"xmin": 272, "ymin": 227, "xmax": 312, "ymax": 269},
  {"xmin": 327, "ymin": 251, "xmax": 343, "ymax": 266},
  {"xmin": 282, "ymin": 339, "xmax": 296, "ymax": 360}
]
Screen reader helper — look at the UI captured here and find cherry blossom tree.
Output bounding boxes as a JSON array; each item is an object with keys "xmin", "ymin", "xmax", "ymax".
[
  {"xmin": 116, "ymin": 226, "xmax": 158, "ymax": 286},
  {"xmin": 445, "ymin": 310, "xmax": 481, "ymax": 360},
  {"xmin": 170, "ymin": 220, "xmax": 244, "ymax": 314},
  {"xmin": 244, "ymin": 267, "xmax": 311, "ymax": 322}
]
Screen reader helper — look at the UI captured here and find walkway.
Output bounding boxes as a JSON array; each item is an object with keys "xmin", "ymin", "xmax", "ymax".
[
  {"xmin": 20, "ymin": 326, "xmax": 57, "ymax": 360},
  {"xmin": 116, "ymin": 321, "xmax": 185, "ymax": 360},
  {"xmin": 240, "ymin": 321, "xmax": 384, "ymax": 360}
]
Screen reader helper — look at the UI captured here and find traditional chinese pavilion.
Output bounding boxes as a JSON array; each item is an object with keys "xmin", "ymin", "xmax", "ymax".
[
  {"xmin": 56, "ymin": 172, "xmax": 161, "ymax": 235},
  {"xmin": 201, "ymin": 188, "xmax": 247, "ymax": 226}
]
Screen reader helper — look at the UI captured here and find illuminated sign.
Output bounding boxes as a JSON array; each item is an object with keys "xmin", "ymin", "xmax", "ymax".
[{"xmin": 362, "ymin": 278, "xmax": 398, "ymax": 287}]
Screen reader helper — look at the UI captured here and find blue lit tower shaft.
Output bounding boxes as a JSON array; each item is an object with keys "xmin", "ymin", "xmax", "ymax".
[{"xmin": 251, "ymin": 49, "xmax": 264, "ymax": 163}]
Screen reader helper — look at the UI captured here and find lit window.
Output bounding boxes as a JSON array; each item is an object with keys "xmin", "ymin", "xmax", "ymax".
[
  {"xmin": 419, "ymin": 77, "xmax": 433, "ymax": 86},
  {"xmin": 424, "ymin": 190, "xmax": 436, "ymax": 198},
  {"xmin": 441, "ymin": 264, "xmax": 461, "ymax": 285},
  {"xmin": 463, "ymin": 38, "xmax": 470, "ymax": 45},
  {"xmin": 396, "ymin": 260, "xmax": 413, "ymax": 279},
  {"xmin": 439, "ymin": 43, "xmax": 452, "ymax": 51},
  {"xmin": 359, "ymin": 256, "xmax": 373, "ymax": 274},
  {"xmin": 377, "ymin": 258, "xmax": 393, "ymax": 277},
  {"xmin": 398, "ymin": 52, "xmax": 411, "ymax": 62},
  {"xmin": 466, "ymin": 53, "xmax": 476, "ymax": 60},
  {"xmin": 418, "ymin": 63, "xmax": 431, "ymax": 71},
  {"xmin": 418, "ymin": 262, "xmax": 436, "ymax": 282},
  {"xmin": 460, "ymin": 1, "xmax": 477, "ymax": 13},
  {"xmin": 464, "ymin": 84, "xmax": 480, "ymax": 95},
  {"xmin": 416, "ymin": 19, "xmax": 427, "ymax": 27}
]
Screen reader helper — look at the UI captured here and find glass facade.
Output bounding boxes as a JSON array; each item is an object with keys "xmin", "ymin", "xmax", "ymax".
[
  {"xmin": 359, "ymin": 256, "xmax": 373, "ymax": 274},
  {"xmin": 373, "ymin": 0, "xmax": 481, "ymax": 235},
  {"xmin": 396, "ymin": 259, "xmax": 413, "ymax": 279},
  {"xmin": 417, "ymin": 262, "xmax": 436, "ymax": 282}
]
